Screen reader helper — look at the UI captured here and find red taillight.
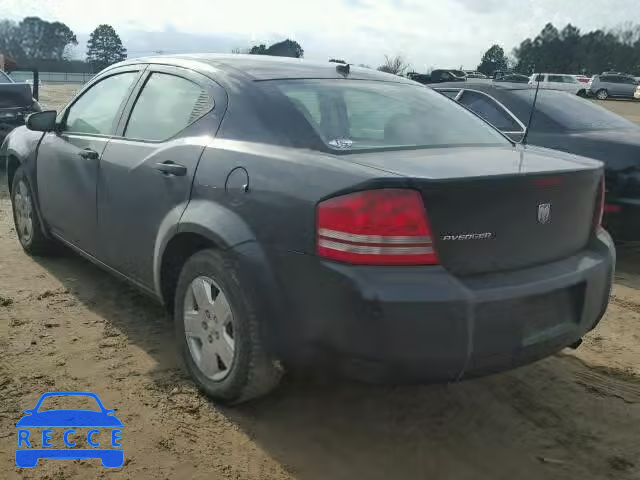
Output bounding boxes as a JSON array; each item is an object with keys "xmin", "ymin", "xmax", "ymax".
[
  {"xmin": 604, "ymin": 204, "xmax": 621, "ymax": 213},
  {"xmin": 594, "ymin": 176, "xmax": 605, "ymax": 227},
  {"xmin": 316, "ymin": 189, "xmax": 438, "ymax": 265}
]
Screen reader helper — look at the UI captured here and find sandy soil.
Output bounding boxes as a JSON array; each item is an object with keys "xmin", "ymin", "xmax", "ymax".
[{"xmin": 1, "ymin": 86, "xmax": 639, "ymax": 479}]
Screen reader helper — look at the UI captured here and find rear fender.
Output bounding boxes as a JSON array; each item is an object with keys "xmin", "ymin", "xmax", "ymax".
[
  {"xmin": 153, "ymin": 200, "xmax": 286, "ymax": 354},
  {"xmin": 152, "ymin": 199, "xmax": 255, "ymax": 298},
  {"xmin": 2, "ymin": 127, "xmax": 50, "ymax": 238}
]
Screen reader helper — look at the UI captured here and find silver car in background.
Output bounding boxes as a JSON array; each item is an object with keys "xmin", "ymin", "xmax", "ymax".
[
  {"xmin": 587, "ymin": 74, "xmax": 640, "ymax": 100},
  {"xmin": 529, "ymin": 73, "xmax": 587, "ymax": 96}
]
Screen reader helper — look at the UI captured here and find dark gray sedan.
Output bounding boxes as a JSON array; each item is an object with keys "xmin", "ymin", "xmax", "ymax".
[
  {"xmin": 435, "ymin": 82, "xmax": 640, "ymax": 239},
  {"xmin": 2, "ymin": 55, "xmax": 613, "ymax": 403}
]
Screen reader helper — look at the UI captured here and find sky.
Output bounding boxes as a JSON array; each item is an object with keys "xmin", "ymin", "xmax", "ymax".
[{"xmin": 1, "ymin": 0, "xmax": 638, "ymax": 70}]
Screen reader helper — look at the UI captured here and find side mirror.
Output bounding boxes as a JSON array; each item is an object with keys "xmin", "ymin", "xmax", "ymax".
[{"xmin": 26, "ymin": 110, "xmax": 57, "ymax": 132}]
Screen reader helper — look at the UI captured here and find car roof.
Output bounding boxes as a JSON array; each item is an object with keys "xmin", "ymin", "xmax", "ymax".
[{"xmin": 114, "ymin": 54, "xmax": 416, "ymax": 84}]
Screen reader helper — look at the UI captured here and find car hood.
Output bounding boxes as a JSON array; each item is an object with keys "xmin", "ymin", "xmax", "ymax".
[
  {"xmin": 16, "ymin": 410, "xmax": 123, "ymax": 427},
  {"xmin": 341, "ymin": 145, "xmax": 600, "ymax": 180}
]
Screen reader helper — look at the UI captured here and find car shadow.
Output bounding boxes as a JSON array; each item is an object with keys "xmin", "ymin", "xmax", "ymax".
[
  {"xmin": 31, "ymin": 250, "xmax": 639, "ymax": 480},
  {"xmin": 32, "ymin": 249, "xmax": 179, "ymax": 377},
  {"xmin": 613, "ymin": 241, "xmax": 640, "ymax": 289}
]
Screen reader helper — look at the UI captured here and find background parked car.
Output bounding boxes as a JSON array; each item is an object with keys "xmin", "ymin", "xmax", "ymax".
[
  {"xmin": 494, "ymin": 73, "xmax": 530, "ymax": 83},
  {"xmin": 587, "ymin": 74, "xmax": 640, "ymax": 100},
  {"xmin": 529, "ymin": 73, "xmax": 587, "ymax": 96},
  {"xmin": 0, "ymin": 69, "xmax": 41, "ymax": 143},
  {"xmin": 464, "ymin": 70, "xmax": 488, "ymax": 79},
  {"xmin": 574, "ymin": 75, "xmax": 591, "ymax": 84},
  {"xmin": 408, "ymin": 69, "xmax": 466, "ymax": 84},
  {"xmin": 435, "ymin": 82, "xmax": 640, "ymax": 239}
]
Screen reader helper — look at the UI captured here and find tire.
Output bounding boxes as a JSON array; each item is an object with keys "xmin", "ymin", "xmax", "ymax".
[
  {"xmin": 10, "ymin": 165, "xmax": 56, "ymax": 256},
  {"xmin": 596, "ymin": 89, "xmax": 609, "ymax": 100},
  {"xmin": 174, "ymin": 249, "xmax": 283, "ymax": 404}
]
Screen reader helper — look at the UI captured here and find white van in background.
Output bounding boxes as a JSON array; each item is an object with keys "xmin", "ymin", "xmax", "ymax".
[{"xmin": 529, "ymin": 73, "xmax": 587, "ymax": 96}]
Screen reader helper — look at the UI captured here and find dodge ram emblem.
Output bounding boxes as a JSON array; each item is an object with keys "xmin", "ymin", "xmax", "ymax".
[{"xmin": 537, "ymin": 203, "xmax": 551, "ymax": 224}]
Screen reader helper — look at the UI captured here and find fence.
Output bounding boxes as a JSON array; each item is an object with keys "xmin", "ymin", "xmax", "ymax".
[{"xmin": 10, "ymin": 71, "xmax": 95, "ymax": 84}]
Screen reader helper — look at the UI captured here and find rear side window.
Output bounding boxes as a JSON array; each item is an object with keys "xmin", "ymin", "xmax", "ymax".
[
  {"xmin": 458, "ymin": 91, "xmax": 522, "ymax": 132},
  {"xmin": 272, "ymin": 80, "xmax": 508, "ymax": 151},
  {"xmin": 125, "ymin": 72, "xmax": 211, "ymax": 141},
  {"xmin": 548, "ymin": 75, "xmax": 563, "ymax": 82},
  {"xmin": 64, "ymin": 72, "xmax": 138, "ymax": 135}
]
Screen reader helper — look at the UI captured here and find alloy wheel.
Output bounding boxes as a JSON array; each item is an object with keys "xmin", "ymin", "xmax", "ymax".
[
  {"xmin": 14, "ymin": 180, "xmax": 34, "ymax": 245},
  {"xmin": 183, "ymin": 276, "xmax": 236, "ymax": 381}
]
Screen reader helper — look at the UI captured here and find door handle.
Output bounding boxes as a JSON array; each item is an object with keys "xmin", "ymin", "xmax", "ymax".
[
  {"xmin": 78, "ymin": 148, "xmax": 99, "ymax": 160},
  {"xmin": 154, "ymin": 161, "xmax": 187, "ymax": 177}
]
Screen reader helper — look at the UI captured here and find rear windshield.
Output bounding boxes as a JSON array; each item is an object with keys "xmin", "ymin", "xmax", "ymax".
[
  {"xmin": 271, "ymin": 80, "xmax": 508, "ymax": 151},
  {"xmin": 512, "ymin": 89, "xmax": 636, "ymax": 131}
]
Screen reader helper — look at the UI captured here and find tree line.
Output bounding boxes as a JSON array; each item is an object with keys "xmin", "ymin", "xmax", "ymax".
[
  {"xmin": 478, "ymin": 22, "xmax": 640, "ymax": 76},
  {"xmin": 0, "ymin": 16, "xmax": 127, "ymax": 72},
  {"xmin": 2, "ymin": 16, "xmax": 639, "ymax": 77}
]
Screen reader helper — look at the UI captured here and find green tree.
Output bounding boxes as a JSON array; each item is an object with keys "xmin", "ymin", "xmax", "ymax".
[
  {"xmin": 249, "ymin": 44, "xmax": 268, "ymax": 55},
  {"xmin": 513, "ymin": 22, "xmax": 640, "ymax": 75},
  {"xmin": 0, "ymin": 20, "xmax": 24, "ymax": 61},
  {"xmin": 86, "ymin": 24, "xmax": 127, "ymax": 72},
  {"xmin": 477, "ymin": 44, "xmax": 508, "ymax": 75},
  {"xmin": 0, "ymin": 17, "xmax": 77, "ymax": 63}
]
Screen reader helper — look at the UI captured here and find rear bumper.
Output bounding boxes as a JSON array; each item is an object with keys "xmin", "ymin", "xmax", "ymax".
[{"xmin": 267, "ymin": 229, "xmax": 614, "ymax": 382}]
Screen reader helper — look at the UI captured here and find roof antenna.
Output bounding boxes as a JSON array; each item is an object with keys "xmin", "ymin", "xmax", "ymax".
[
  {"xmin": 521, "ymin": 66, "xmax": 540, "ymax": 145},
  {"xmin": 336, "ymin": 63, "xmax": 350, "ymax": 76}
]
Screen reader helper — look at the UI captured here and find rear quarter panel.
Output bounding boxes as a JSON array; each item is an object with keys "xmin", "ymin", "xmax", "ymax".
[{"xmin": 181, "ymin": 139, "xmax": 400, "ymax": 254}]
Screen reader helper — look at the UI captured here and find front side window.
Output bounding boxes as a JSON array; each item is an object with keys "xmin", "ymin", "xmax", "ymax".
[
  {"xmin": 458, "ymin": 91, "xmax": 522, "ymax": 132},
  {"xmin": 124, "ymin": 72, "xmax": 209, "ymax": 141},
  {"xmin": 273, "ymin": 80, "xmax": 508, "ymax": 151},
  {"xmin": 64, "ymin": 72, "xmax": 138, "ymax": 135}
]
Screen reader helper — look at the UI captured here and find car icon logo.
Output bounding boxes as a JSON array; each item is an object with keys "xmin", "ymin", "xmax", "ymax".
[
  {"xmin": 15, "ymin": 391, "xmax": 124, "ymax": 468},
  {"xmin": 537, "ymin": 203, "xmax": 551, "ymax": 224}
]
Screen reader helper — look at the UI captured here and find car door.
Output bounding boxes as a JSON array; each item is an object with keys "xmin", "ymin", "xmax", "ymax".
[
  {"xmin": 96, "ymin": 65, "xmax": 226, "ymax": 287},
  {"xmin": 545, "ymin": 74, "xmax": 565, "ymax": 91},
  {"xmin": 457, "ymin": 90, "xmax": 525, "ymax": 141},
  {"xmin": 37, "ymin": 68, "xmax": 143, "ymax": 254}
]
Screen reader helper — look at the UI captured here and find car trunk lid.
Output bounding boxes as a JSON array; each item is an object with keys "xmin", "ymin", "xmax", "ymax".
[{"xmin": 342, "ymin": 145, "xmax": 602, "ymax": 275}]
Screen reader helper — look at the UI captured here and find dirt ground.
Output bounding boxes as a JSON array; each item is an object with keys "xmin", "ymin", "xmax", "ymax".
[{"xmin": 1, "ymin": 85, "xmax": 640, "ymax": 480}]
